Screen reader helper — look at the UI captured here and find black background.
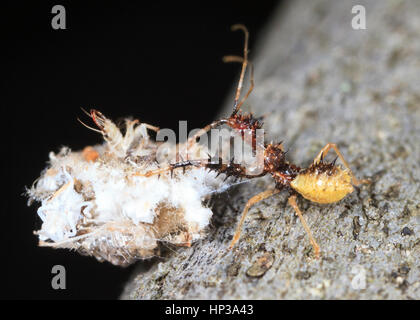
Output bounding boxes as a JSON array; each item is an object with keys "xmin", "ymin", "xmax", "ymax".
[{"xmin": 2, "ymin": 1, "xmax": 279, "ymax": 299}]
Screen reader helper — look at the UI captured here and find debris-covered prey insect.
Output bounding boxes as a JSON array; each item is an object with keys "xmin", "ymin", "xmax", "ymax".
[
  {"xmin": 27, "ymin": 106, "xmax": 238, "ymax": 265},
  {"xmin": 142, "ymin": 25, "xmax": 371, "ymax": 259},
  {"xmin": 26, "ymin": 26, "xmax": 264, "ymax": 267}
]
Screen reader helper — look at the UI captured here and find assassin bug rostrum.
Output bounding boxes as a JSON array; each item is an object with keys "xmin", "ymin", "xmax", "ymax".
[{"xmin": 138, "ymin": 24, "xmax": 370, "ymax": 258}]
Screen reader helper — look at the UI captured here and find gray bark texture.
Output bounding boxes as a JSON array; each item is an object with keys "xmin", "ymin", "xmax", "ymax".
[{"xmin": 122, "ymin": 0, "xmax": 420, "ymax": 299}]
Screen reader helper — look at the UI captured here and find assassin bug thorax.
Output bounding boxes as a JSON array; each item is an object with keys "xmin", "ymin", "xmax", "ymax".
[{"xmin": 138, "ymin": 24, "xmax": 370, "ymax": 258}]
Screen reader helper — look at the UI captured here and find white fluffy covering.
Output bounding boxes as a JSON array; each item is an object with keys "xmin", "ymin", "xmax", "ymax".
[{"xmin": 27, "ymin": 114, "xmax": 230, "ymax": 266}]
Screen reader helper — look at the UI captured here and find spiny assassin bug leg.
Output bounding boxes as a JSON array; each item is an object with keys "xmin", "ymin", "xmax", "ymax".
[
  {"xmin": 288, "ymin": 194, "xmax": 320, "ymax": 258},
  {"xmin": 186, "ymin": 119, "xmax": 228, "ymax": 151},
  {"xmin": 187, "ymin": 24, "xmax": 259, "ymax": 152},
  {"xmin": 133, "ymin": 159, "xmax": 205, "ymax": 178},
  {"xmin": 223, "ymin": 55, "xmax": 255, "ymax": 115},
  {"xmin": 136, "ymin": 156, "xmax": 265, "ymax": 181},
  {"xmin": 229, "ymin": 189, "xmax": 321, "ymax": 258},
  {"xmin": 228, "ymin": 188, "xmax": 280, "ymax": 250}
]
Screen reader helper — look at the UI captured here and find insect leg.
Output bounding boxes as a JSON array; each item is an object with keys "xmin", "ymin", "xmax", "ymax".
[
  {"xmin": 229, "ymin": 188, "xmax": 280, "ymax": 249},
  {"xmin": 187, "ymin": 119, "xmax": 228, "ymax": 150},
  {"xmin": 134, "ymin": 160, "xmax": 204, "ymax": 177},
  {"xmin": 288, "ymin": 194, "xmax": 320, "ymax": 259},
  {"xmin": 131, "ymin": 119, "xmax": 160, "ymax": 133},
  {"xmin": 230, "ymin": 24, "xmax": 250, "ymax": 116},
  {"xmin": 223, "ymin": 55, "xmax": 254, "ymax": 116},
  {"xmin": 143, "ymin": 123, "xmax": 160, "ymax": 132},
  {"xmin": 313, "ymin": 143, "xmax": 370, "ymax": 186},
  {"xmin": 187, "ymin": 26, "xmax": 253, "ymax": 152}
]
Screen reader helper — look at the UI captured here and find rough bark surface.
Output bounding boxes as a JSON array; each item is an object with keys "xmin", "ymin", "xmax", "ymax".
[{"xmin": 122, "ymin": 0, "xmax": 420, "ymax": 299}]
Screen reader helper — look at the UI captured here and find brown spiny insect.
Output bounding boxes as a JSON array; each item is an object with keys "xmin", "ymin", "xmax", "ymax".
[{"xmin": 139, "ymin": 25, "xmax": 370, "ymax": 258}]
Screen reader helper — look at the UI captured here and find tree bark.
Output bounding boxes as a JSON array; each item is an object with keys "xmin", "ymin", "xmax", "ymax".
[{"xmin": 122, "ymin": 0, "xmax": 420, "ymax": 299}]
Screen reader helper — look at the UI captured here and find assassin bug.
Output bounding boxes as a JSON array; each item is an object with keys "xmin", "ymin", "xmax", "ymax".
[{"xmin": 137, "ymin": 25, "xmax": 370, "ymax": 258}]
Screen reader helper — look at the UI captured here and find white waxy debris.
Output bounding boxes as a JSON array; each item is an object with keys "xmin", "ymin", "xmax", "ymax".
[{"xmin": 27, "ymin": 112, "xmax": 232, "ymax": 266}]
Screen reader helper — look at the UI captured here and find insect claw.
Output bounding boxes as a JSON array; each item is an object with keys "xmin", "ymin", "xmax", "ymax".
[{"xmin": 332, "ymin": 156, "xmax": 339, "ymax": 166}]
